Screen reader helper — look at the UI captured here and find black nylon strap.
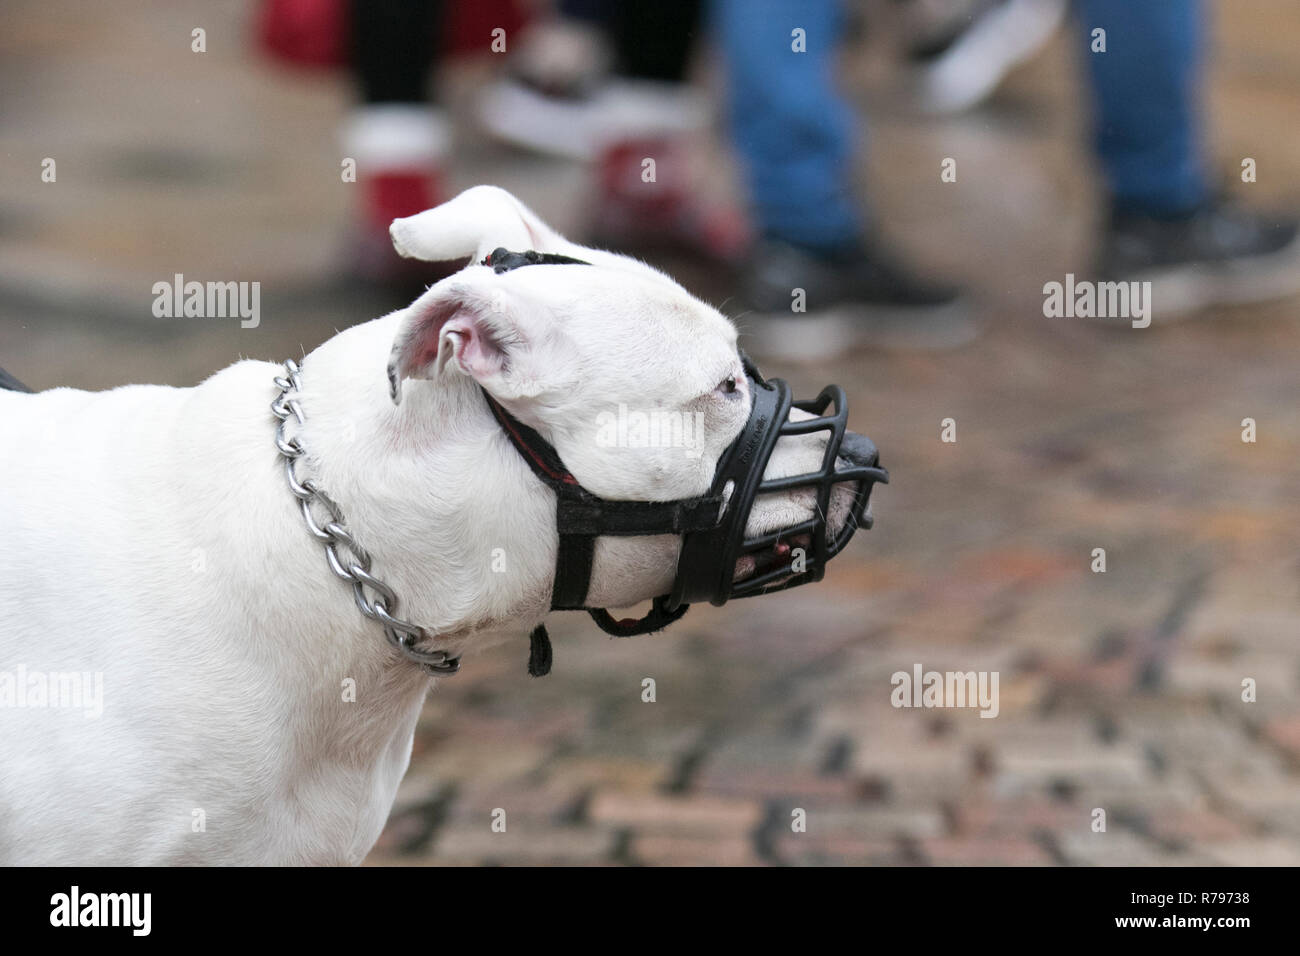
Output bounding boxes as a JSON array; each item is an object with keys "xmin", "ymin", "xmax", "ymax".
[
  {"xmin": 588, "ymin": 596, "xmax": 688, "ymax": 637},
  {"xmin": 556, "ymin": 494, "xmax": 723, "ymax": 537},
  {"xmin": 482, "ymin": 389, "xmax": 578, "ymax": 487},
  {"xmin": 483, "ymin": 391, "xmax": 723, "ymax": 532},
  {"xmin": 552, "ymin": 533, "xmax": 596, "ymax": 609},
  {"xmin": 527, "ymin": 624, "xmax": 553, "ymax": 677},
  {"xmin": 482, "ymin": 388, "xmax": 725, "ymax": 611}
]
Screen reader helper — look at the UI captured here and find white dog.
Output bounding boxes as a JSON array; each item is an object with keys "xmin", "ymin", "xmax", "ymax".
[{"xmin": 0, "ymin": 186, "xmax": 870, "ymax": 865}]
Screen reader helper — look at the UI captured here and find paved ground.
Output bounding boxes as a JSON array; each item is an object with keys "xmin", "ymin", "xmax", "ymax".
[{"xmin": 2, "ymin": 0, "xmax": 1298, "ymax": 865}]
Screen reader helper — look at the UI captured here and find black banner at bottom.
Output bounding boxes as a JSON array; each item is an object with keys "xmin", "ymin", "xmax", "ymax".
[{"xmin": 0, "ymin": 865, "xmax": 1277, "ymax": 943}]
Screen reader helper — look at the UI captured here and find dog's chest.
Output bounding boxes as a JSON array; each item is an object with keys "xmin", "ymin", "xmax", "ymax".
[{"xmin": 251, "ymin": 675, "xmax": 430, "ymax": 866}]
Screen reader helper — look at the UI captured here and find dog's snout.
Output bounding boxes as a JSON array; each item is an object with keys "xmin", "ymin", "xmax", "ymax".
[{"xmin": 837, "ymin": 429, "xmax": 878, "ymax": 468}]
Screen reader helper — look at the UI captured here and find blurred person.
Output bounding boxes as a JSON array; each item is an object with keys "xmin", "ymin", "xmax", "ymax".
[
  {"xmin": 724, "ymin": 0, "xmax": 1300, "ymax": 358},
  {"xmin": 260, "ymin": 0, "xmax": 528, "ymax": 280},
  {"xmin": 479, "ymin": 1, "xmax": 750, "ymax": 260},
  {"xmin": 344, "ymin": 0, "xmax": 447, "ymax": 278},
  {"xmin": 474, "ymin": 1, "xmax": 972, "ymax": 355},
  {"xmin": 479, "ymin": 2, "xmax": 704, "ymax": 162},
  {"xmin": 715, "ymin": 0, "xmax": 974, "ymax": 358},
  {"xmin": 910, "ymin": 0, "xmax": 1300, "ymax": 308},
  {"xmin": 1079, "ymin": 0, "xmax": 1300, "ymax": 315},
  {"xmin": 270, "ymin": 0, "xmax": 1300, "ymax": 349}
]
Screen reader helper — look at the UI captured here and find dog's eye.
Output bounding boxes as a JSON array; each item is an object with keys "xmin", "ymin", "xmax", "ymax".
[{"xmin": 717, "ymin": 375, "xmax": 739, "ymax": 395}]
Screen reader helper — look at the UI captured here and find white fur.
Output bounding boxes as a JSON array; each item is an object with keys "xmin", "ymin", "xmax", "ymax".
[{"xmin": 0, "ymin": 187, "xmax": 845, "ymax": 865}]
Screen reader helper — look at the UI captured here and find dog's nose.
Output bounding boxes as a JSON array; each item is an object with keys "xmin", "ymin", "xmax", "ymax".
[{"xmin": 837, "ymin": 429, "xmax": 879, "ymax": 468}]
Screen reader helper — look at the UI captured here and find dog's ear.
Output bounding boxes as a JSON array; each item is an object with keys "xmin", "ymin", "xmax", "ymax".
[
  {"xmin": 389, "ymin": 184, "xmax": 570, "ymax": 263},
  {"xmin": 387, "ymin": 279, "xmax": 558, "ymax": 404},
  {"xmin": 389, "ymin": 183, "xmax": 677, "ymax": 282}
]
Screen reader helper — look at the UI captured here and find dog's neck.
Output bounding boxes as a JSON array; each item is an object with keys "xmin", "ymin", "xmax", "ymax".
[
  {"xmin": 295, "ymin": 313, "xmax": 558, "ymax": 654},
  {"xmin": 277, "ymin": 310, "xmax": 681, "ymax": 687},
  {"xmin": 198, "ymin": 316, "xmax": 558, "ymax": 858}
]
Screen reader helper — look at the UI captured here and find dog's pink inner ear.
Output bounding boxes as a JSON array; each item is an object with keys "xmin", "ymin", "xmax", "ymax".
[
  {"xmin": 442, "ymin": 316, "xmax": 507, "ymax": 380},
  {"xmin": 388, "ymin": 297, "xmax": 509, "ymax": 403}
]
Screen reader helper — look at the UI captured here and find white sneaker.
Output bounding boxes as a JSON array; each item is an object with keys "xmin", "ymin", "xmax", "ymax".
[
  {"xmin": 909, "ymin": 0, "xmax": 1066, "ymax": 115},
  {"xmin": 478, "ymin": 76, "xmax": 708, "ymax": 160}
]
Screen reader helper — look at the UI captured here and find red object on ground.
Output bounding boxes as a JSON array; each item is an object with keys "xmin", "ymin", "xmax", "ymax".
[
  {"xmin": 363, "ymin": 170, "xmax": 444, "ymax": 232},
  {"xmin": 257, "ymin": 0, "xmax": 346, "ymax": 68},
  {"xmin": 351, "ymin": 168, "xmax": 458, "ymax": 285},
  {"xmin": 445, "ymin": 0, "xmax": 528, "ymax": 57}
]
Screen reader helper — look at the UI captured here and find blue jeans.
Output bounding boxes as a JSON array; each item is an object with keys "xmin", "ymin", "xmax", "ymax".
[
  {"xmin": 1076, "ymin": 0, "xmax": 1208, "ymax": 216},
  {"xmin": 714, "ymin": 0, "xmax": 1209, "ymax": 249},
  {"xmin": 711, "ymin": 0, "xmax": 864, "ymax": 251}
]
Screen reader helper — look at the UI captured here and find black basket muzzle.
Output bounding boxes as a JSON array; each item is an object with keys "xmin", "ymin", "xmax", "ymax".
[
  {"xmin": 667, "ymin": 364, "xmax": 887, "ymax": 610},
  {"xmin": 483, "ymin": 359, "xmax": 887, "ymax": 626}
]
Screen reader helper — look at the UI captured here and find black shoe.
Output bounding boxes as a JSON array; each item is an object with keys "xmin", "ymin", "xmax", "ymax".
[
  {"xmin": 733, "ymin": 236, "xmax": 977, "ymax": 360},
  {"xmin": 1097, "ymin": 199, "xmax": 1300, "ymax": 320}
]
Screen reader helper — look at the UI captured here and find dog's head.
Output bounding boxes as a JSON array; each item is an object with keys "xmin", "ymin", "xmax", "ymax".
[{"xmin": 384, "ymin": 186, "xmax": 879, "ymax": 614}]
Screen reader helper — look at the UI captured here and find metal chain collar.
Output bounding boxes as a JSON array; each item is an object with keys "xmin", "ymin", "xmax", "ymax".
[{"xmin": 270, "ymin": 359, "xmax": 460, "ymax": 676}]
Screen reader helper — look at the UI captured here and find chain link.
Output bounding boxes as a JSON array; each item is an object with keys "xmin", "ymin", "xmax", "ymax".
[{"xmin": 271, "ymin": 359, "xmax": 460, "ymax": 676}]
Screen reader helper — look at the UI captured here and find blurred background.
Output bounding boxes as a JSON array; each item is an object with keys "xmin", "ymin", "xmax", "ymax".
[{"xmin": 2, "ymin": 0, "xmax": 1299, "ymax": 865}]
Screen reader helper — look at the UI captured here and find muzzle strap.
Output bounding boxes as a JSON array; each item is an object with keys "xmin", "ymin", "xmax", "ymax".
[
  {"xmin": 552, "ymin": 532, "xmax": 596, "ymax": 609},
  {"xmin": 528, "ymin": 624, "xmax": 553, "ymax": 677},
  {"xmin": 481, "ymin": 389, "xmax": 724, "ymax": 610},
  {"xmin": 588, "ymin": 596, "xmax": 688, "ymax": 637}
]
